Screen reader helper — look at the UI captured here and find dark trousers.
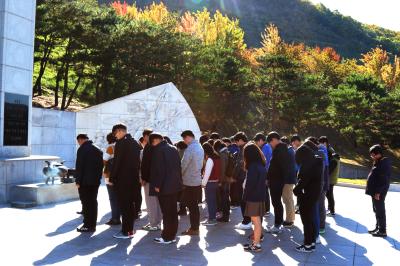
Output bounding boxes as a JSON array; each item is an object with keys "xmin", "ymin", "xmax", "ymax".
[
  {"xmin": 230, "ymin": 180, "xmax": 243, "ymax": 206},
  {"xmin": 78, "ymin": 185, "xmax": 99, "ymax": 228},
  {"xmin": 205, "ymin": 182, "xmax": 218, "ymax": 220},
  {"xmin": 106, "ymin": 184, "xmax": 121, "ymax": 221},
  {"xmin": 265, "ymin": 184, "xmax": 271, "ymax": 213},
  {"xmin": 220, "ymin": 183, "xmax": 231, "ymax": 219},
  {"xmin": 299, "ymin": 197, "xmax": 316, "ymax": 246},
  {"xmin": 115, "ymin": 185, "xmax": 136, "ymax": 234},
  {"xmin": 326, "ymin": 184, "xmax": 335, "ymax": 213},
  {"xmin": 182, "ymin": 185, "xmax": 201, "ymax": 230},
  {"xmin": 134, "ymin": 186, "xmax": 142, "ymax": 217},
  {"xmin": 270, "ymin": 180, "xmax": 284, "ymax": 226},
  {"xmin": 158, "ymin": 193, "xmax": 179, "ymax": 241},
  {"xmin": 372, "ymin": 195, "xmax": 386, "ymax": 232},
  {"xmin": 313, "ymin": 201, "xmax": 320, "ymax": 240}
]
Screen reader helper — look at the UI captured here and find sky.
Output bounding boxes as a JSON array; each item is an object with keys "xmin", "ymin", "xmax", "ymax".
[{"xmin": 309, "ymin": 0, "xmax": 400, "ymax": 31}]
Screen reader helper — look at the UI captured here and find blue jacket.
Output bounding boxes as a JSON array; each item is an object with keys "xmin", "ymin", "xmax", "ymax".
[
  {"xmin": 243, "ymin": 162, "xmax": 267, "ymax": 202},
  {"xmin": 228, "ymin": 143, "xmax": 240, "ymax": 155},
  {"xmin": 366, "ymin": 157, "xmax": 391, "ymax": 196},
  {"xmin": 286, "ymin": 146, "xmax": 297, "ymax": 184},
  {"xmin": 261, "ymin": 143, "xmax": 273, "ymax": 171}
]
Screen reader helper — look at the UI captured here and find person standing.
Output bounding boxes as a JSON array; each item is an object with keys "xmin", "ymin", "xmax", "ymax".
[
  {"xmin": 291, "ymin": 135, "xmax": 302, "ymax": 214},
  {"xmin": 149, "ymin": 133, "xmax": 183, "ymax": 244},
  {"xmin": 366, "ymin": 145, "xmax": 391, "ymax": 238},
  {"xmin": 266, "ymin": 131, "xmax": 290, "ymax": 234},
  {"xmin": 280, "ymin": 136, "xmax": 297, "ymax": 228},
  {"xmin": 141, "ymin": 129, "xmax": 162, "ymax": 231},
  {"xmin": 75, "ymin": 134, "xmax": 103, "ymax": 233},
  {"xmin": 180, "ymin": 130, "xmax": 204, "ymax": 236},
  {"xmin": 232, "ymin": 132, "xmax": 252, "ymax": 230},
  {"xmin": 103, "ymin": 133, "xmax": 121, "ymax": 226},
  {"xmin": 109, "ymin": 124, "xmax": 141, "ymax": 239},
  {"xmin": 242, "ymin": 143, "xmax": 267, "ymax": 253},
  {"xmin": 293, "ymin": 139, "xmax": 323, "ymax": 252},
  {"xmin": 317, "ymin": 137, "xmax": 330, "ymax": 235},
  {"xmin": 253, "ymin": 133, "xmax": 271, "ymax": 217},
  {"xmin": 214, "ymin": 140, "xmax": 231, "ymax": 222},
  {"xmin": 201, "ymin": 143, "xmax": 221, "ymax": 226},
  {"xmin": 327, "ymin": 153, "xmax": 340, "ymax": 216}
]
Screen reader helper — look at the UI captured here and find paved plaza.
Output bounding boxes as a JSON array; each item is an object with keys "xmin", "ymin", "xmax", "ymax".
[{"xmin": 1, "ymin": 186, "xmax": 399, "ymax": 265}]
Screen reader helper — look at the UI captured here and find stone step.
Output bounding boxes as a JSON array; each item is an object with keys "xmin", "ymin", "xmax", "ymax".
[{"xmin": 9, "ymin": 182, "xmax": 79, "ymax": 207}]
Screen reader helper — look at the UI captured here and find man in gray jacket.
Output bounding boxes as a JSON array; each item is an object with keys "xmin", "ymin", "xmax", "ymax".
[{"xmin": 180, "ymin": 130, "xmax": 204, "ymax": 236}]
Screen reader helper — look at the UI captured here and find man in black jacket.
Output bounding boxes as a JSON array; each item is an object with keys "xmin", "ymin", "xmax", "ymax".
[
  {"xmin": 75, "ymin": 134, "xmax": 103, "ymax": 233},
  {"xmin": 366, "ymin": 144, "xmax": 391, "ymax": 238},
  {"xmin": 149, "ymin": 133, "xmax": 183, "ymax": 244},
  {"xmin": 293, "ymin": 140, "xmax": 323, "ymax": 252},
  {"xmin": 110, "ymin": 124, "xmax": 141, "ymax": 239},
  {"xmin": 266, "ymin": 132, "xmax": 291, "ymax": 234}
]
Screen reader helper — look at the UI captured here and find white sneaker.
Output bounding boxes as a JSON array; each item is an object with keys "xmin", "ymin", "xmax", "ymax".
[
  {"xmin": 235, "ymin": 222, "xmax": 253, "ymax": 230},
  {"xmin": 266, "ymin": 225, "xmax": 283, "ymax": 234},
  {"xmin": 153, "ymin": 237, "xmax": 177, "ymax": 244},
  {"xmin": 315, "ymin": 236, "xmax": 321, "ymax": 244}
]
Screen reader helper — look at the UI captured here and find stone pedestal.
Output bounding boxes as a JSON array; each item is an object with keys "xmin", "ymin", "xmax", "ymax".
[{"xmin": 9, "ymin": 182, "xmax": 79, "ymax": 208}]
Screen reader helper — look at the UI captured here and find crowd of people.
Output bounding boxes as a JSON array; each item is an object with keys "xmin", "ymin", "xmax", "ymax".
[{"xmin": 73, "ymin": 125, "xmax": 391, "ymax": 253}]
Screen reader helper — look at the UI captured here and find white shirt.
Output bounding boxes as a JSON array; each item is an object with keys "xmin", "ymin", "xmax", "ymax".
[{"xmin": 202, "ymin": 158, "xmax": 214, "ymax": 187}]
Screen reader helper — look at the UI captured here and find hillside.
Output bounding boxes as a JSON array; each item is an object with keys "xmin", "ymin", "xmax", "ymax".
[{"xmin": 99, "ymin": 0, "xmax": 400, "ymax": 58}]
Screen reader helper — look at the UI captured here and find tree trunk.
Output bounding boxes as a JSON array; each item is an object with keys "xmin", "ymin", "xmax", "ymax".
[
  {"xmin": 65, "ymin": 74, "xmax": 82, "ymax": 109},
  {"xmin": 33, "ymin": 38, "xmax": 53, "ymax": 96},
  {"xmin": 60, "ymin": 60, "xmax": 70, "ymax": 110}
]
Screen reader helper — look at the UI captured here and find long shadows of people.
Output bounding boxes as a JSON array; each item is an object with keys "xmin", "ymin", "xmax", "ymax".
[{"xmin": 46, "ymin": 216, "xmax": 82, "ymax": 237}]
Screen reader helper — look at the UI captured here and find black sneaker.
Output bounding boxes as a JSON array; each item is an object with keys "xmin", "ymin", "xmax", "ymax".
[
  {"xmin": 283, "ymin": 221, "xmax": 294, "ymax": 228},
  {"xmin": 372, "ymin": 231, "xmax": 387, "ymax": 238},
  {"xmin": 77, "ymin": 226, "xmax": 96, "ymax": 233},
  {"xmin": 244, "ymin": 243, "xmax": 262, "ymax": 253},
  {"xmin": 296, "ymin": 245, "xmax": 314, "ymax": 253},
  {"xmin": 105, "ymin": 219, "xmax": 121, "ymax": 226},
  {"xmin": 368, "ymin": 228, "xmax": 379, "ymax": 234},
  {"xmin": 217, "ymin": 217, "xmax": 229, "ymax": 223}
]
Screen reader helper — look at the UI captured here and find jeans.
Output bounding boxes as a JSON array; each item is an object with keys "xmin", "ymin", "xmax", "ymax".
[
  {"xmin": 326, "ymin": 184, "xmax": 335, "ymax": 213},
  {"xmin": 372, "ymin": 195, "xmax": 386, "ymax": 232},
  {"xmin": 106, "ymin": 184, "xmax": 120, "ymax": 221},
  {"xmin": 144, "ymin": 183, "xmax": 162, "ymax": 227},
  {"xmin": 282, "ymin": 184, "xmax": 295, "ymax": 223},
  {"xmin": 205, "ymin": 182, "xmax": 218, "ymax": 220},
  {"xmin": 270, "ymin": 180, "xmax": 284, "ymax": 226},
  {"xmin": 158, "ymin": 193, "xmax": 179, "ymax": 241},
  {"xmin": 78, "ymin": 185, "xmax": 99, "ymax": 228},
  {"xmin": 219, "ymin": 183, "xmax": 231, "ymax": 219}
]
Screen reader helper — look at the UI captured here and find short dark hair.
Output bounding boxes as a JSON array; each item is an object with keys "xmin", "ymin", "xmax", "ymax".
[
  {"xmin": 210, "ymin": 132, "xmax": 220, "ymax": 140},
  {"xmin": 199, "ymin": 134, "xmax": 209, "ymax": 145},
  {"xmin": 233, "ymin": 131, "xmax": 248, "ymax": 142},
  {"xmin": 290, "ymin": 134, "xmax": 301, "ymax": 143},
  {"xmin": 369, "ymin": 144, "xmax": 383, "ymax": 155},
  {"xmin": 139, "ymin": 136, "xmax": 144, "ymax": 143},
  {"xmin": 181, "ymin": 130, "xmax": 195, "ymax": 138},
  {"xmin": 253, "ymin": 132, "xmax": 266, "ymax": 142},
  {"xmin": 142, "ymin": 128, "xmax": 153, "ymax": 137},
  {"xmin": 76, "ymin": 134, "xmax": 89, "ymax": 140},
  {"xmin": 319, "ymin": 136, "xmax": 329, "ymax": 144},
  {"xmin": 163, "ymin": 136, "xmax": 173, "ymax": 145},
  {"xmin": 149, "ymin": 132, "xmax": 163, "ymax": 144},
  {"xmin": 175, "ymin": 140, "xmax": 188, "ymax": 150},
  {"xmin": 112, "ymin": 123, "xmax": 127, "ymax": 133},
  {"xmin": 106, "ymin": 133, "xmax": 116, "ymax": 144},
  {"xmin": 281, "ymin": 136, "xmax": 289, "ymax": 145},
  {"xmin": 222, "ymin": 137, "xmax": 232, "ymax": 144},
  {"xmin": 213, "ymin": 139, "xmax": 226, "ymax": 152},
  {"xmin": 266, "ymin": 131, "xmax": 280, "ymax": 143}
]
